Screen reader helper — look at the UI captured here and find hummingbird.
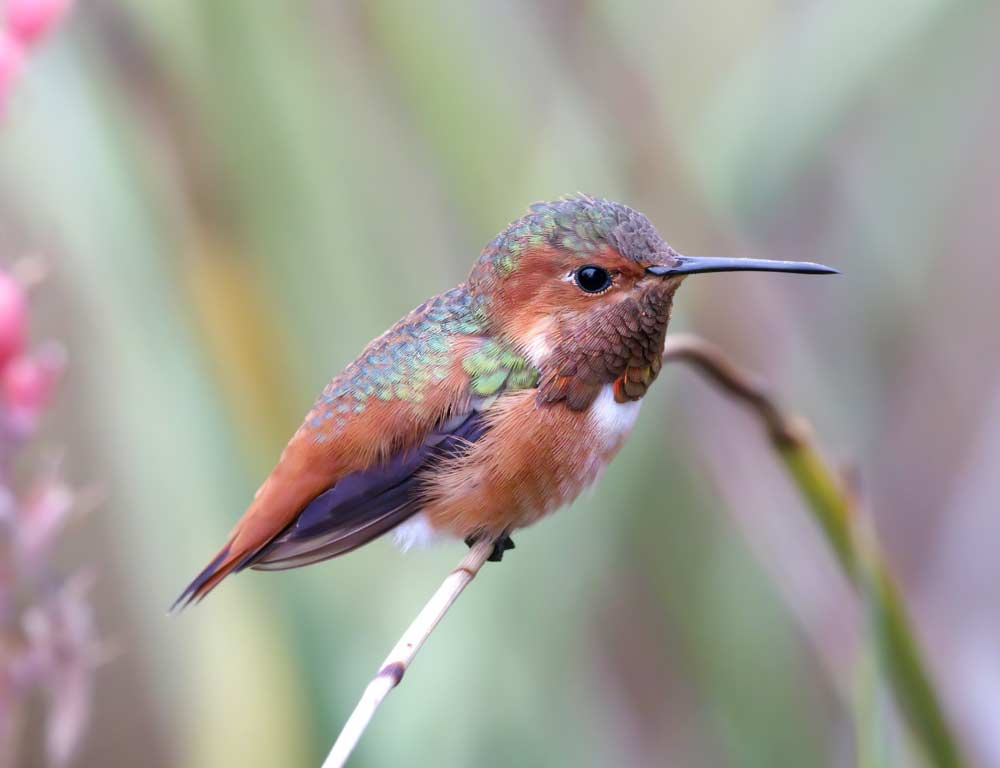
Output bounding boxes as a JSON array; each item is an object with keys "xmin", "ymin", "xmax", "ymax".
[{"xmin": 174, "ymin": 195, "xmax": 835, "ymax": 608}]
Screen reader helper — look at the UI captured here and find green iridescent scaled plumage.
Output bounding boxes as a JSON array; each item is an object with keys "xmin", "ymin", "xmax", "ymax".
[
  {"xmin": 306, "ymin": 288, "xmax": 483, "ymax": 441},
  {"xmin": 462, "ymin": 340, "xmax": 539, "ymax": 396},
  {"xmin": 476, "ymin": 194, "xmax": 622, "ymax": 279},
  {"xmin": 304, "ymin": 286, "xmax": 538, "ymax": 443}
]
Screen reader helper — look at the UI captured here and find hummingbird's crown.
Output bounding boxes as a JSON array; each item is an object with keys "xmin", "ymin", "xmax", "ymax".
[{"xmin": 472, "ymin": 194, "xmax": 675, "ymax": 283}]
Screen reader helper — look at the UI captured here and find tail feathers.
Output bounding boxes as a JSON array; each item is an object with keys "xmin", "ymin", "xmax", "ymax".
[{"xmin": 171, "ymin": 544, "xmax": 237, "ymax": 611}]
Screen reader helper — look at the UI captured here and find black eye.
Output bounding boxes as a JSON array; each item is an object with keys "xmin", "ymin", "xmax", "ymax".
[{"xmin": 574, "ymin": 265, "xmax": 612, "ymax": 294}]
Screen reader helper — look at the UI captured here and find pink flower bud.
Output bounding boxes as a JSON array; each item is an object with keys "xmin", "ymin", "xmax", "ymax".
[
  {"xmin": 1, "ymin": 344, "xmax": 64, "ymax": 434},
  {"xmin": 5, "ymin": 0, "xmax": 73, "ymax": 48},
  {"xmin": 0, "ymin": 272, "xmax": 27, "ymax": 369}
]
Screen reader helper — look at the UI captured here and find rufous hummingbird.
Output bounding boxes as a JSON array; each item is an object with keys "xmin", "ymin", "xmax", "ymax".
[{"xmin": 175, "ymin": 195, "xmax": 836, "ymax": 608}]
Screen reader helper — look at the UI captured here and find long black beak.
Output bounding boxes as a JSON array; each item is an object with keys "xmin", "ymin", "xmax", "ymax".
[{"xmin": 647, "ymin": 255, "xmax": 838, "ymax": 277}]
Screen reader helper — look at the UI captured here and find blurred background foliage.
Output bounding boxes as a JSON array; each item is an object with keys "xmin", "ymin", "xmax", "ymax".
[{"xmin": 2, "ymin": 0, "xmax": 998, "ymax": 765}]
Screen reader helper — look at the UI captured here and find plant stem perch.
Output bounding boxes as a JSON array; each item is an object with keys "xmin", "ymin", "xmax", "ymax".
[
  {"xmin": 322, "ymin": 539, "xmax": 495, "ymax": 768},
  {"xmin": 662, "ymin": 333, "xmax": 964, "ymax": 768}
]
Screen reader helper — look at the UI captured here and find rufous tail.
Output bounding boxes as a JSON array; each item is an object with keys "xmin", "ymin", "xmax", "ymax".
[{"xmin": 171, "ymin": 543, "xmax": 245, "ymax": 611}]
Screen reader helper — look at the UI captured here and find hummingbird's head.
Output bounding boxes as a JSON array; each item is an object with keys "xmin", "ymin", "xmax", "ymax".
[{"xmin": 469, "ymin": 195, "xmax": 836, "ymax": 375}]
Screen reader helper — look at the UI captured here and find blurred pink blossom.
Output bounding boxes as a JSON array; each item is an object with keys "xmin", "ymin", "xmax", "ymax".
[
  {"xmin": 20, "ymin": 573, "xmax": 99, "ymax": 767},
  {"xmin": 2, "ymin": 343, "xmax": 66, "ymax": 434},
  {"xmin": 0, "ymin": 0, "xmax": 73, "ymax": 113},
  {"xmin": 5, "ymin": 0, "xmax": 72, "ymax": 48},
  {"xmin": 0, "ymin": 29, "xmax": 24, "ymax": 111},
  {"xmin": 0, "ymin": 264, "xmax": 97, "ymax": 767},
  {"xmin": 17, "ymin": 478, "xmax": 73, "ymax": 565},
  {"xmin": 0, "ymin": 272, "xmax": 27, "ymax": 369}
]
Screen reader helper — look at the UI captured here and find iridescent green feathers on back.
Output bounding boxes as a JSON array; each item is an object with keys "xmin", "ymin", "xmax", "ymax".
[
  {"xmin": 462, "ymin": 340, "xmax": 539, "ymax": 396},
  {"xmin": 303, "ymin": 286, "xmax": 535, "ymax": 443},
  {"xmin": 303, "ymin": 288, "xmax": 481, "ymax": 442}
]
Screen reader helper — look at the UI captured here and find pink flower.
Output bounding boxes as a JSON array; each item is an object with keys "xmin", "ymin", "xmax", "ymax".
[
  {"xmin": 0, "ymin": 265, "xmax": 94, "ymax": 768},
  {"xmin": 0, "ymin": 272, "xmax": 27, "ymax": 370},
  {"xmin": 5, "ymin": 0, "xmax": 73, "ymax": 48},
  {"xmin": 0, "ymin": 30, "xmax": 25, "ymax": 113},
  {"xmin": 1, "ymin": 342, "xmax": 65, "ymax": 434}
]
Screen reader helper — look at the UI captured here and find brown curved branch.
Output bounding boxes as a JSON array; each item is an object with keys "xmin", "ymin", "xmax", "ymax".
[{"xmin": 662, "ymin": 333, "xmax": 964, "ymax": 768}]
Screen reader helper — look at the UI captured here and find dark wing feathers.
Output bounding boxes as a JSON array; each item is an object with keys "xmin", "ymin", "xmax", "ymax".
[
  {"xmin": 173, "ymin": 409, "xmax": 487, "ymax": 609},
  {"xmin": 171, "ymin": 546, "xmax": 233, "ymax": 611},
  {"xmin": 244, "ymin": 409, "xmax": 486, "ymax": 571}
]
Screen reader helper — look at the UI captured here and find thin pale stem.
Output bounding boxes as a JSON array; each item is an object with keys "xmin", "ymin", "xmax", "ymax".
[
  {"xmin": 322, "ymin": 539, "xmax": 495, "ymax": 768},
  {"xmin": 662, "ymin": 333, "xmax": 964, "ymax": 768}
]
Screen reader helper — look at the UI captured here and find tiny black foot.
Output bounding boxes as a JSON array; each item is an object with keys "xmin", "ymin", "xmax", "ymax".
[
  {"xmin": 464, "ymin": 532, "xmax": 516, "ymax": 562},
  {"xmin": 488, "ymin": 533, "xmax": 515, "ymax": 562}
]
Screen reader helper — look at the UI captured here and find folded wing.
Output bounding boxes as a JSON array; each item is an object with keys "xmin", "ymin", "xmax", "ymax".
[
  {"xmin": 173, "ymin": 287, "xmax": 542, "ymax": 610},
  {"xmin": 247, "ymin": 409, "xmax": 488, "ymax": 571}
]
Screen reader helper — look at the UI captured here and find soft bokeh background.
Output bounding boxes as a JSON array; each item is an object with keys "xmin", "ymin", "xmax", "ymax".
[{"xmin": 3, "ymin": 1, "xmax": 999, "ymax": 765}]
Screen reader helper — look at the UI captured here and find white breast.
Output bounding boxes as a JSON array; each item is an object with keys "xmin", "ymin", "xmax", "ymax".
[
  {"xmin": 393, "ymin": 513, "xmax": 440, "ymax": 551},
  {"xmin": 589, "ymin": 384, "xmax": 642, "ymax": 450}
]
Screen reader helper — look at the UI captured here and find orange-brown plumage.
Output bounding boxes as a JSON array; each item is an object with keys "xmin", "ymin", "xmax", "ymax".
[
  {"xmin": 419, "ymin": 387, "xmax": 634, "ymax": 538},
  {"xmin": 174, "ymin": 195, "xmax": 835, "ymax": 608}
]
